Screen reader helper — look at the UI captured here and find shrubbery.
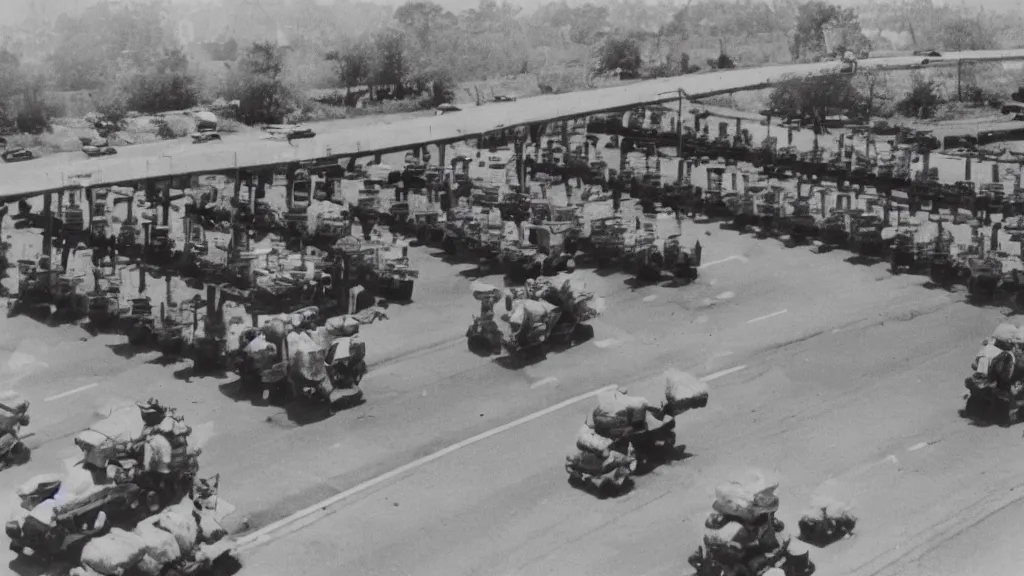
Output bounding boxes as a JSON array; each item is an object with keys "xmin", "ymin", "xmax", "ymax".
[{"xmin": 896, "ymin": 75, "xmax": 942, "ymax": 119}]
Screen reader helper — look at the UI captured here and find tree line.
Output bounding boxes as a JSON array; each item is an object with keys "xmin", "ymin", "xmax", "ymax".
[{"xmin": 0, "ymin": 0, "xmax": 1018, "ymax": 136}]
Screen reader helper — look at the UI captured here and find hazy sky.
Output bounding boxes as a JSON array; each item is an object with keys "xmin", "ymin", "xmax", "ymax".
[{"xmin": 5, "ymin": 0, "xmax": 1021, "ymax": 26}]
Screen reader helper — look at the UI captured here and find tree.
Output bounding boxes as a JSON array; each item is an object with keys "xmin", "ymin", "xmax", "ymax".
[
  {"xmin": 226, "ymin": 42, "xmax": 292, "ymax": 125},
  {"xmin": 395, "ymin": 1, "xmax": 456, "ymax": 49},
  {"xmin": 896, "ymin": 74, "xmax": 941, "ymax": 119},
  {"xmin": 768, "ymin": 75, "xmax": 862, "ymax": 133},
  {"xmin": 599, "ymin": 36, "xmax": 642, "ymax": 79},
  {"xmin": 0, "ymin": 50, "xmax": 52, "ymax": 135},
  {"xmin": 121, "ymin": 49, "xmax": 199, "ymax": 114},
  {"xmin": 49, "ymin": 1, "xmax": 168, "ymax": 90},
  {"xmin": 937, "ymin": 17, "xmax": 994, "ymax": 51},
  {"xmin": 15, "ymin": 75, "xmax": 52, "ymax": 135},
  {"xmin": 791, "ymin": 1, "xmax": 867, "ymax": 61},
  {"xmin": 373, "ymin": 29, "xmax": 407, "ymax": 92},
  {"xmin": 326, "ymin": 41, "xmax": 373, "ymax": 104}
]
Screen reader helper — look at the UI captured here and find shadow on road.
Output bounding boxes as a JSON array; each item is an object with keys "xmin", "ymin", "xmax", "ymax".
[
  {"xmin": 8, "ymin": 555, "xmax": 61, "ymax": 576},
  {"xmin": 843, "ymin": 254, "xmax": 883, "ymax": 267},
  {"xmin": 217, "ymin": 378, "xmax": 348, "ymax": 426},
  {"xmin": 173, "ymin": 362, "xmax": 230, "ymax": 382},
  {"xmin": 567, "ymin": 476, "xmax": 635, "ymax": 500},
  {"xmin": 633, "ymin": 445, "xmax": 694, "ymax": 477},
  {"xmin": 492, "ymin": 352, "xmax": 547, "ymax": 371},
  {"xmin": 106, "ymin": 341, "xmax": 147, "ymax": 360}
]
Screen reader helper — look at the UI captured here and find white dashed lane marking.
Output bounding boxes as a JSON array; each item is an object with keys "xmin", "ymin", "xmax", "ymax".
[
  {"xmin": 747, "ymin": 309, "xmax": 788, "ymax": 324},
  {"xmin": 45, "ymin": 383, "xmax": 99, "ymax": 402},
  {"xmin": 699, "ymin": 255, "xmax": 749, "ymax": 269},
  {"xmin": 530, "ymin": 377, "xmax": 560, "ymax": 389}
]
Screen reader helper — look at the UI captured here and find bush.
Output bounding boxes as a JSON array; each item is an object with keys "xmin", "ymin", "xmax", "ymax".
[
  {"xmin": 94, "ymin": 91, "xmax": 130, "ymax": 126},
  {"xmin": 230, "ymin": 74, "xmax": 292, "ymax": 125},
  {"xmin": 426, "ymin": 70, "xmax": 456, "ymax": 107},
  {"xmin": 223, "ymin": 42, "xmax": 294, "ymax": 126},
  {"xmin": 896, "ymin": 75, "xmax": 941, "ymax": 119},
  {"xmin": 15, "ymin": 103, "xmax": 49, "ymax": 135},
  {"xmin": 126, "ymin": 71, "xmax": 199, "ymax": 115}
]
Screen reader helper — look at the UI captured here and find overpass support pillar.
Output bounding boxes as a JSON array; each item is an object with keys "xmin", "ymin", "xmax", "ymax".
[
  {"xmin": 992, "ymin": 162, "xmax": 1000, "ymax": 183},
  {"xmin": 42, "ymin": 193, "xmax": 52, "ymax": 261},
  {"xmin": 374, "ymin": 152, "xmax": 383, "ymax": 164},
  {"xmin": 162, "ymin": 182, "xmax": 170, "ymax": 226},
  {"xmin": 246, "ymin": 172, "xmax": 255, "ymax": 215},
  {"xmin": 560, "ymin": 120, "xmax": 569, "ymax": 149},
  {"xmin": 965, "ymin": 157, "xmax": 972, "ymax": 182},
  {"xmin": 285, "ymin": 163, "xmax": 298, "ymax": 210},
  {"xmin": 735, "ymin": 118, "xmax": 741, "ymax": 135},
  {"xmin": 413, "ymin": 147, "xmax": 421, "ymax": 160},
  {"xmin": 437, "ymin": 143, "xmax": 449, "ymax": 208},
  {"xmin": 787, "ymin": 127, "xmax": 794, "ymax": 146},
  {"xmin": 693, "ymin": 115, "xmax": 700, "ymax": 133},
  {"xmin": 515, "ymin": 141, "xmax": 525, "ymax": 190}
]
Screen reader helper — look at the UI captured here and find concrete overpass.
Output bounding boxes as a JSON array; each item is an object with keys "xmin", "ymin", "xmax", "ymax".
[{"xmin": 4, "ymin": 49, "xmax": 1024, "ymax": 200}]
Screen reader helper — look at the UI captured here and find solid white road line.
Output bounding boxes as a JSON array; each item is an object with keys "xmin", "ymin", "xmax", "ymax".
[
  {"xmin": 699, "ymin": 255, "xmax": 749, "ymax": 269},
  {"xmin": 239, "ymin": 364, "xmax": 749, "ymax": 551},
  {"xmin": 701, "ymin": 365, "xmax": 747, "ymax": 382},
  {"xmin": 530, "ymin": 377, "xmax": 560, "ymax": 389},
  {"xmin": 235, "ymin": 383, "xmax": 619, "ymax": 551},
  {"xmin": 747, "ymin": 309, "xmax": 788, "ymax": 324},
  {"xmin": 44, "ymin": 383, "xmax": 98, "ymax": 402}
]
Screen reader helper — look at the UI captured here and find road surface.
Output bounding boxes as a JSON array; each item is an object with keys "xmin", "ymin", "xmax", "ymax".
[
  {"xmin": 3, "ymin": 201, "xmax": 1012, "ymax": 576},
  {"xmin": 237, "ymin": 273, "xmax": 1023, "ymax": 576},
  {"xmin": 1, "ymin": 122, "xmax": 1021, "ymax": 576},
  {"xmin": 4, "ymin": 49, "xmax": 1024, "ymax": 199}
]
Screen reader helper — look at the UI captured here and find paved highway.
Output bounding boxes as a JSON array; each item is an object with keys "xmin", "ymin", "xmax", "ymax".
[
  {"xmin": 237, "ymin": 274, "xmax": 1020, "ymax": 576},
  {"xmin": 4, "ymin": 49, "xmax": 1024, "ymax": 199},
  {"xmin": 1, "ymin": 118, "xmax": 1021, "ymax": 576},
  {"xmin": 2, "ymin": 205, "xmax": 1007, "ymax": 575}
]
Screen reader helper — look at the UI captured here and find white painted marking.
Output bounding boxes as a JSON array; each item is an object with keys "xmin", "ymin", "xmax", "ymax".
[
  {"xmin": 235, "ymin": 383, "xmax": 621, "ymax": 551},
  {"xmin": 7, "ymin": 350, "xmax": 47, "ymax": 374},
  {"xmin": 530, "ymin": 377, "xmax": 559, "ymax": 389},
  {"xmin": 643, "ymin": 295, "xmax": 657, "ymax": 303},
  {"xmin": 45, "ymin": 383, "xmax": 98, "ymax": 402},
  {"xmin": 699, "ymin": 255, "xmax": 748, "ymax": 269},
  {"xmin": 747, "ymin": 309, "xmax": 789, "ymax": 324},
  {"xmin": 701, "ymin": 365, "xmax": 747, "ymax": 382},
  {"xmin": 847, "ymin": 454, "xmax": 900, "ymax": 477},
  {"xmin": 715, "ymin": 291, "xmax": 735, "ymax": 300},
  {"xmin": 907, "ymin": 442, "xmax": 929, "ymax": 452},
  {"xmin": 593, "ymin": 338, "xmax": 622, "ymax": 349}
]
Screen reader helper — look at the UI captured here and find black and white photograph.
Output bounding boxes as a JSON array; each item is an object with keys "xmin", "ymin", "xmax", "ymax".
[{"xmin": 1, "ymin": 0, "xmax": 1024, "ymax": 574}]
